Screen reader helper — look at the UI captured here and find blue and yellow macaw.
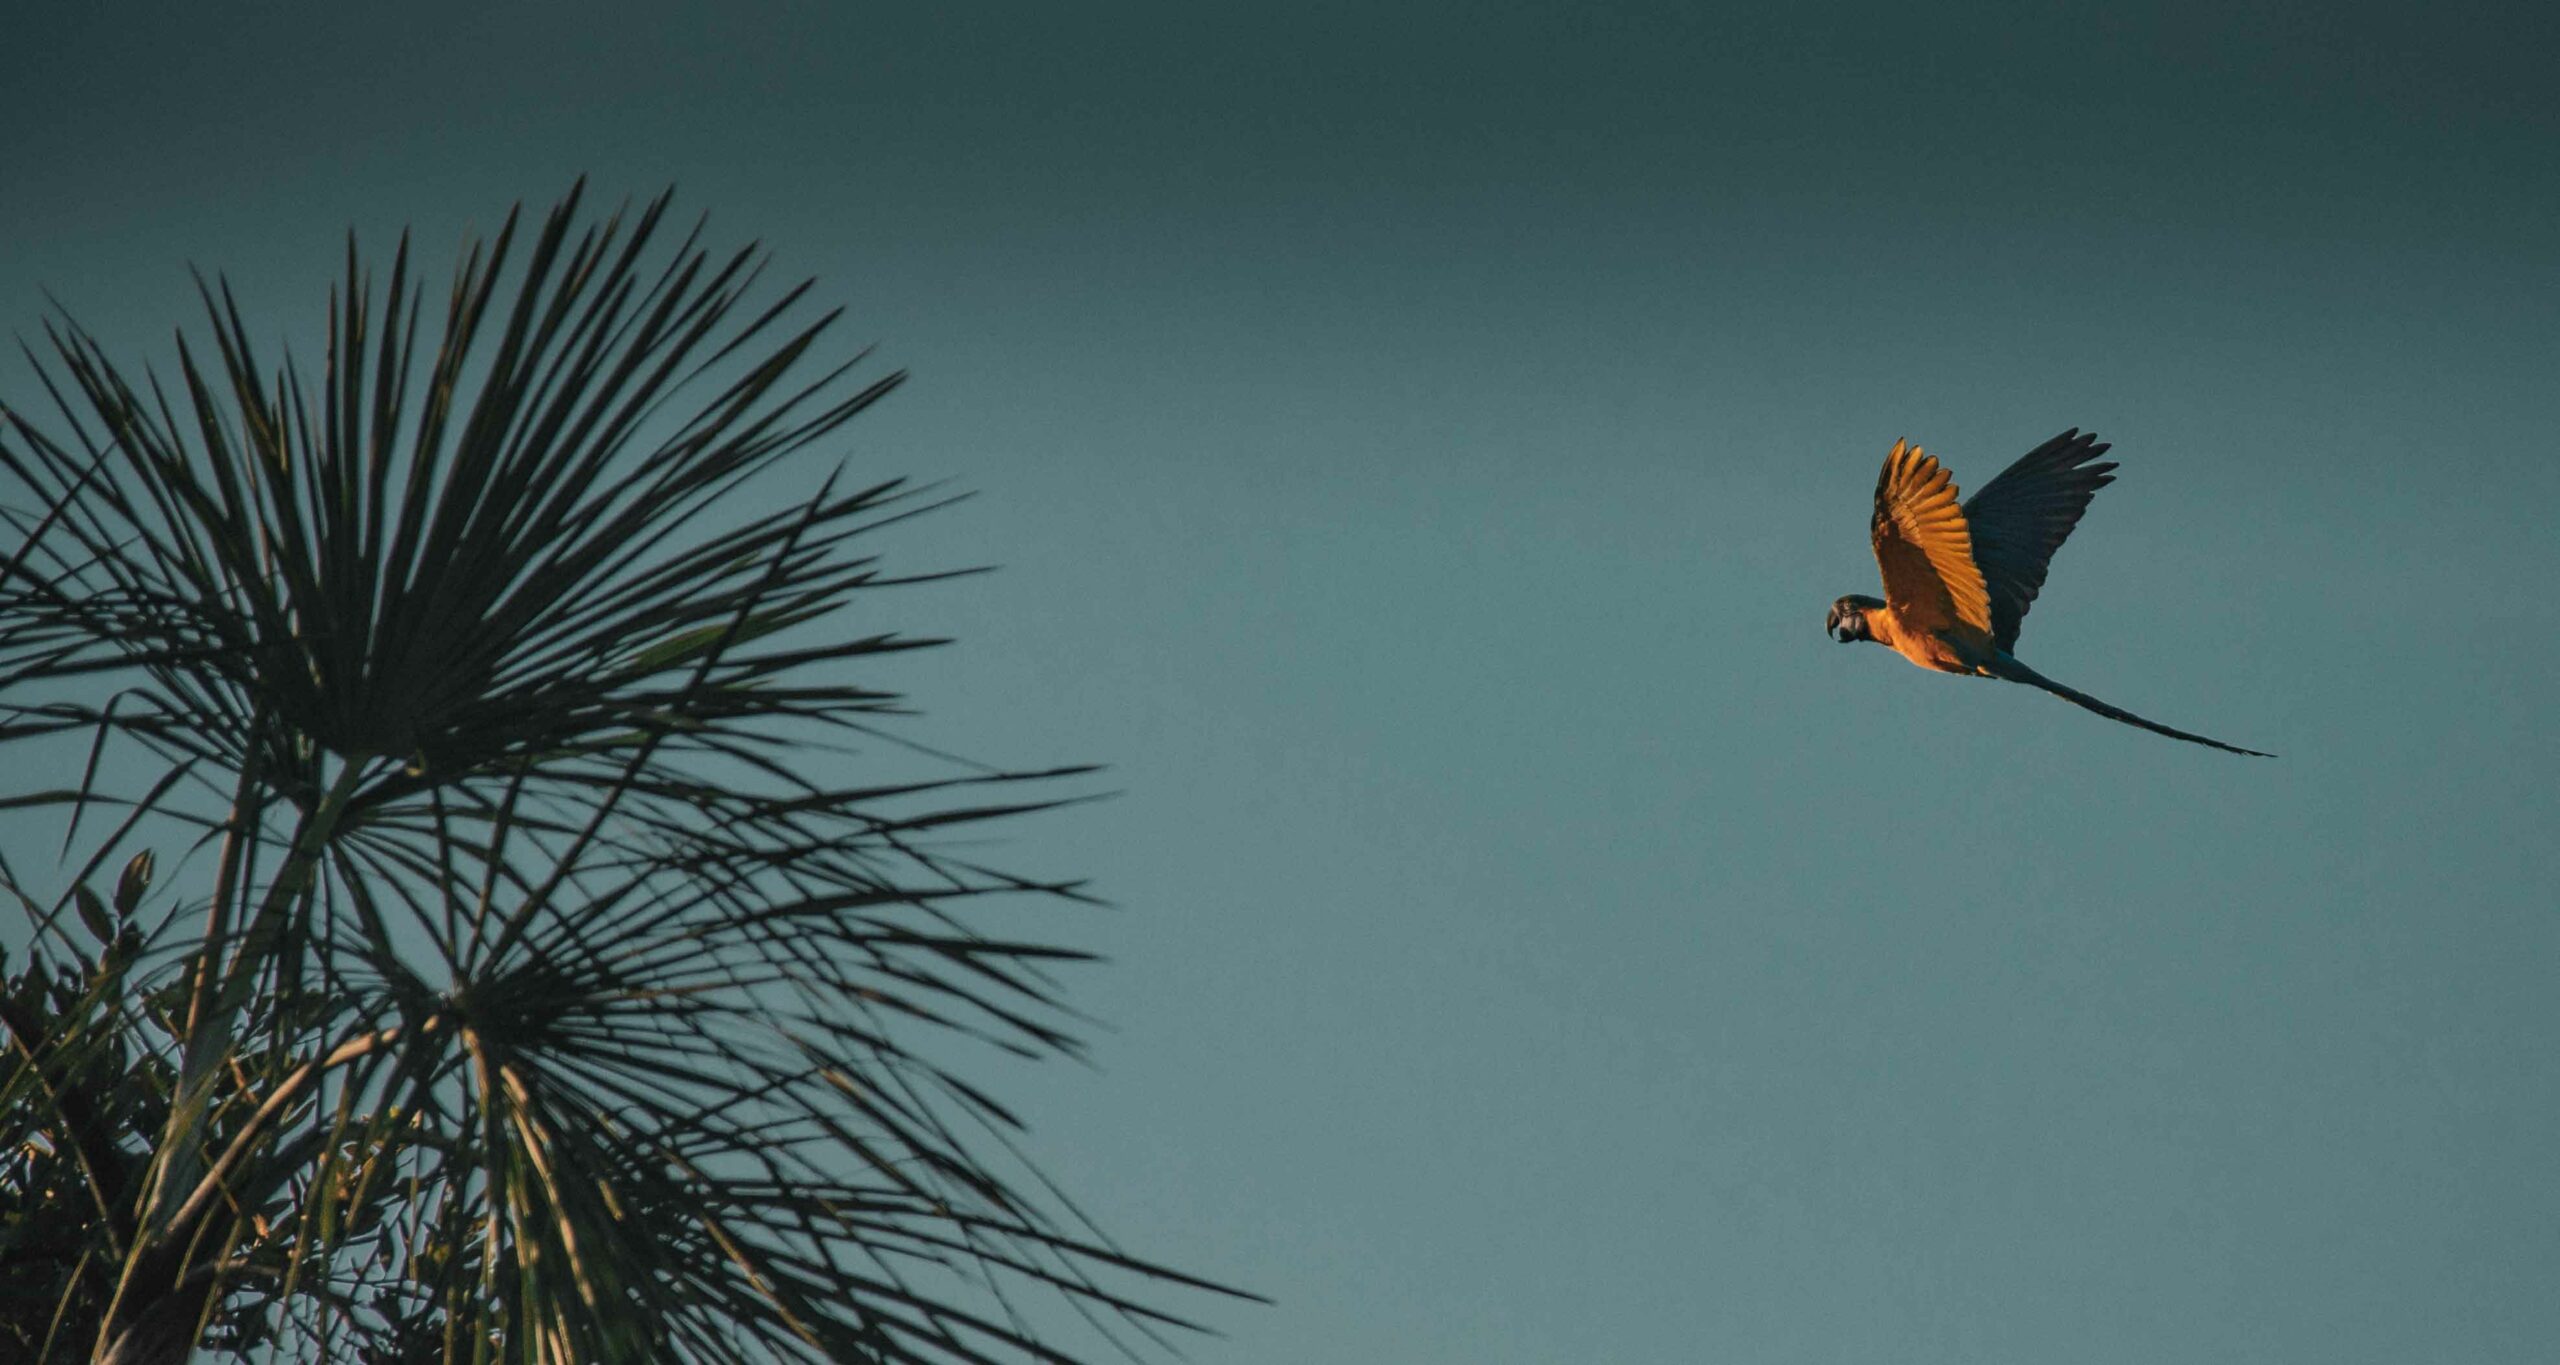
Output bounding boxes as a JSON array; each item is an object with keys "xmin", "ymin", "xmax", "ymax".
[{"xmin": 1826, "ymin": 429, "xmax": 2272, "ymax": 757}]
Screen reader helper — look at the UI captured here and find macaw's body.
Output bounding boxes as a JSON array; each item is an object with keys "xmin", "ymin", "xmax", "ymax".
[
  {"xmin": 1826, "ymin": 430, "xmax": 2272, "ymax": 757},
  {"xmin": 1846, "ymin": 601, "xmax": 1986, "ymax": 676}
]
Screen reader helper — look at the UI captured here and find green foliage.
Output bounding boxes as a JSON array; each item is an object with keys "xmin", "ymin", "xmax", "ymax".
[{"xmin": 0, "ymin": 184, "xmax": 1243, "ymax": 1364}]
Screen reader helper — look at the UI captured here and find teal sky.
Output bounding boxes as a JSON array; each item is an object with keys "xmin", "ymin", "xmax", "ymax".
[{"xmin": 6, "ymin": 3, "xmax": 2557, "ymax": 1362}]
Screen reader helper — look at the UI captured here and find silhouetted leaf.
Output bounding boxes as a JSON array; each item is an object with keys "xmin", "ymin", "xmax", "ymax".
[
  {"xmin": 70, "ymin": 884, "xmax": 111, "ymax": 944},
  {"xmin": 111, "ymin": 849, "xmax": 153, "ymax": 917}
]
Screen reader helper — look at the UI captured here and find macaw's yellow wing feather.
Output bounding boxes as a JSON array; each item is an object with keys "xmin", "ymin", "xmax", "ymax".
[{"xmin": 1870, "ymin": 440, "xmax": 1992, "ymax": 638}]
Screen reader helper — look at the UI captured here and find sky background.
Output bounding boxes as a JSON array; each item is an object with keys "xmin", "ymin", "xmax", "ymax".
[{"xmin": 5, "ymin": 3, "xmax": 2557, "ymax": 1362}]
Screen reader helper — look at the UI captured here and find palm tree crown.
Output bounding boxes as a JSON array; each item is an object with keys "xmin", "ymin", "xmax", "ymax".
[{"xmin": 0, "ymin": 182, "xmax": 1241, "ymax": 1364}]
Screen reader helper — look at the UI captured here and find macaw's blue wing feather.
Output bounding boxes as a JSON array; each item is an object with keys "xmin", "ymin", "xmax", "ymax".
[{"xmin": 1962, "ymin": 428, "xmax": 2117, "ymax": 651}]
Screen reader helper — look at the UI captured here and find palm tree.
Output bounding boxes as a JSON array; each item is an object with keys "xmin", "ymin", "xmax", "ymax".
[{"xmin": 0, "ymin": 183, "xmax": 1243, "ymax": 1364}]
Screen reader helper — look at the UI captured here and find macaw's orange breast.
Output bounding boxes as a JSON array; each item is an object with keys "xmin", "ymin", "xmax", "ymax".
[{"xmin": 1869, "ymin": 606, "xmax": 1995, "ymax": 676}]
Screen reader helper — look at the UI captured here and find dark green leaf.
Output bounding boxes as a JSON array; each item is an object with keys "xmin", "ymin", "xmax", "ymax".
[
  {"xmin": 111, "ymin": 848, "xmax": 154, "ymax": 917},
  {"xmin": 70, "ymin": 883, "xmax": 112, "ymax": 943}
]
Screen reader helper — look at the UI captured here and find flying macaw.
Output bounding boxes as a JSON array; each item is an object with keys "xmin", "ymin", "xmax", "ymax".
[{"xmin": 1825, "ymin": 429, "xmax": 2272, "ymax": 757}]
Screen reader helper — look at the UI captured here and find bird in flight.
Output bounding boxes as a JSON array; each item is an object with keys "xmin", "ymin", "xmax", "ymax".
[{"xmin": 1825, "ymin": 429, "xmax": 2272, "ymax": 756}]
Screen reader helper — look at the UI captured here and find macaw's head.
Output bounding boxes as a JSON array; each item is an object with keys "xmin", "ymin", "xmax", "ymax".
[{"xmin": 1827, "ymin": 594, "xmax": 1884, "ymax": 643}]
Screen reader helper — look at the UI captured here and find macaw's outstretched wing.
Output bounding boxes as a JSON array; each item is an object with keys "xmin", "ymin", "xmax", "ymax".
[
  {"xmin": 1961, "ymin": 428, "xmax": 2117, "ymax": 651},
  {"xmin": 1871, "ymin": 440, "xmax": 1992, "ymax": 639},
  {"xmin": 1986, "ymin": 655, "xmax": 2274, "ymax": 757}
]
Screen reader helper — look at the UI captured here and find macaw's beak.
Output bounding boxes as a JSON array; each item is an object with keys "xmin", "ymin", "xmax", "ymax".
[{"xmin": 1829, "ymin": 620, "xmax": 1859, "ymax": 643}]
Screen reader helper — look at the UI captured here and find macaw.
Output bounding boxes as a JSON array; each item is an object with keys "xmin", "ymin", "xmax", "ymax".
[{"xmin": 1825, "ymin": 430, "xmax": 2272, "ymax": 757}]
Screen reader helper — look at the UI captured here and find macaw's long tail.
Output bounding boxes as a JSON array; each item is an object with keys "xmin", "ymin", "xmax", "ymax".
[{"xmin": 1987, "ymin": 656, "xmax": 2275, "ymax": 757}]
